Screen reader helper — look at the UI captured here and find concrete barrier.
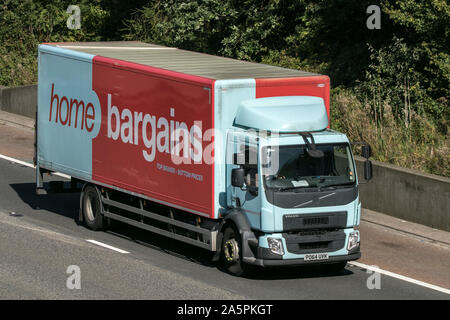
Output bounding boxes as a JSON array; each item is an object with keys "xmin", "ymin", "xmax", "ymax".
[
  {"xmin": 0, "ymin": 85, "xmax": 37, "ymax": 118},
  {"xmin": 356, "ymin": 157, "xmax": 450, "ymax": 232},
  {"xmin": 0, "ymin": 85, "xmax": 4, "ymax": 108}
]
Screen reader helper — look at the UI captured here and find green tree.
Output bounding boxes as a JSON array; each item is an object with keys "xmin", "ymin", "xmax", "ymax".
[{"xmin": 0, "ymin": 0, "xmax": 146, "ymax": 86}]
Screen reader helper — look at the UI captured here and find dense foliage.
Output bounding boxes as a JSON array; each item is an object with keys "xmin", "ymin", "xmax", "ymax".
[
  {"xmin": 0, "ymin": 0, "xmax": 147, "ymax": 85},
  {"xmin": 0, "ymin": 0, "xmax": 448, "ymax": 176}
]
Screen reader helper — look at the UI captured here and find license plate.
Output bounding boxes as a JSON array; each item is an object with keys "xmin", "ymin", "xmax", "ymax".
[{"xmin": 304, "ymin": 253, "xmax": 329, "ymax": 261}]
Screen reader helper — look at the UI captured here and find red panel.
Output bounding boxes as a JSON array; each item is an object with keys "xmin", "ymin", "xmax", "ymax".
[
  {"xmin": 255, "ymin": 76, "xmax": 330, "ymax": 127},
  {"xmin": 91, "ymin": 56, "xmax": 215, "ymax": 217}
]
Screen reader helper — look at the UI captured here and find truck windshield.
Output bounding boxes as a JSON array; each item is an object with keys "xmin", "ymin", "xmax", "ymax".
[{"xmin": 262, "ymin": 143, "xmax": 356, "ymax": 191}]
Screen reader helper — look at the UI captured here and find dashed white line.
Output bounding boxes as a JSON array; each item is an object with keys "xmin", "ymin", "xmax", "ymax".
[
  {"xmin": 349, "ymin": 261, "xmax": 450, "ymax": 295},
  {"xmin": 0, "ymin": 153, "xmax": 71, "ymax": 179},
  {"xmin": 86, "ymin": 239, "xmax": 130, "ymax": 254},
  {"xmin": 0, "ymin": 155, "xmax": 128, "ymax": 254}
]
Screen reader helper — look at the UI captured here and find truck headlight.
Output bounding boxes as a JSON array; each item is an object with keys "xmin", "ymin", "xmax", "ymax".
[
  {"xmin": 267, "ymin": 237, "xmax": 284, "ymax": 255},
  {"xmin": 347, "ymin": 231, "xmax": 359, "ymax": 251}
]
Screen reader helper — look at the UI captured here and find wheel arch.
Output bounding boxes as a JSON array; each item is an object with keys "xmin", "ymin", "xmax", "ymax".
[{"xmin": 213, "ymin": 209, "xmax": 258, "ymax": 262}]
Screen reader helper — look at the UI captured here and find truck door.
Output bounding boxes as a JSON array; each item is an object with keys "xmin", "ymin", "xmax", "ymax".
[{"xmin": 227, "ymin": 132, "xmax": 261, "ymax": 229}]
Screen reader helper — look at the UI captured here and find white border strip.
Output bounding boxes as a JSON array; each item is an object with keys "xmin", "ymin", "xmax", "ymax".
[
  {"xmin": 349, "ymin": 261, "xmax": 450, "ymax": 295},
  {"xmin": 0, "ymin": 154, "xmax": 71, "ymax": 179},
  {"xmin": 86, "ymin": 239, "xmax": 129, "ymax": 254}
]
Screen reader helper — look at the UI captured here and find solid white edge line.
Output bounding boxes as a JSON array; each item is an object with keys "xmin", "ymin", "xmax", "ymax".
[
  {"xmin": 86, "ymin": 240, "xmax": 129, "ymax": 254},
  {"xmin": 0, "ymin": 154, "xmax": 34, "ymax": 168},
  {"xmin": 0, "ymin": 155, "xmax": 129, "ymax": 254},
  {"xmin": 0, "ymin": 153, "xmax": 71, "ymax": 179},
  {"xmin": 349, "ymin": 261, "xmax": 450, "ymax": 295}
]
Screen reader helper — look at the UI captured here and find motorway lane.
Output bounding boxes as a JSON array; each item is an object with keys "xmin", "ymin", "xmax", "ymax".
[
  {"xmin": 0, "ymin": 158, "xmax": 448, "ymax": 299},
  {"xmin": 358, "ymin": 221, "xmax": 450, "ymax": 288}
]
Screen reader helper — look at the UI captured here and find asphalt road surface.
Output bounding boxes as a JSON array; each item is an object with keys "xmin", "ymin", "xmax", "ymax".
[{"xmin": 0, "ymin": 158, "xmax": 448, "ymax": 300}]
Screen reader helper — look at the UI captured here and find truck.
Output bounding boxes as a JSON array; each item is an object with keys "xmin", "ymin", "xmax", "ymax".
[{"xmin": 35, "ymin": 41, "xmax": 372, "ymax": 276}]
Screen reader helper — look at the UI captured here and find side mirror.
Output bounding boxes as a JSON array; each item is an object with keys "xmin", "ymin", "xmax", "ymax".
[
  {"xmin": 231, "ymin": 168, "xmax": 245, "ymax": 188},
  {"xmin": 362, "ymin": 145, "xmax": 372, "ymax": 159},
  {"xmin": 364, "ymin": 160, "xmax": 372, "ymax": 181}
]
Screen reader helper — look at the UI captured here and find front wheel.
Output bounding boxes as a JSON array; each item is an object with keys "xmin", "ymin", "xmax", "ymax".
[
  {"xmin": 221, "ymin": 225, "xmax": 253, "ymax": 276},
  {"xmin": 81, "ymin": 185, "xmax": 104, "ymax": 231}
]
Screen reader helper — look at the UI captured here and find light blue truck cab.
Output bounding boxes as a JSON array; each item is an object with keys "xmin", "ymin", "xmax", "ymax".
[{"xmin": 218, "ymin": 95, "xmax": 372, "ymax": 275}]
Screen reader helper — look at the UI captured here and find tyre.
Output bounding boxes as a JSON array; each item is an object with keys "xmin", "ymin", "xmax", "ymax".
[
  {"xmin": 221, "ymin": 224, "xmax": 253, "ymax": 276},
  {"xmin": 81, "ymin": 185, "xmax": 104, "ymax": 231}
]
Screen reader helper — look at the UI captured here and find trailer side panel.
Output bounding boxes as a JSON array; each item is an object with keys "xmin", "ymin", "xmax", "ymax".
[
  {"xmin": 37, "ymin": 45, "xmax": 215, "ymax": 217},
  {"xmin": 91, "ymin": 56, "xmax": 215, "ymax": 216}
]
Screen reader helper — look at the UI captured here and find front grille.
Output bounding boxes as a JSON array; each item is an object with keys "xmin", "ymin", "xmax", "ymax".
[
  {"xmin": 283, "ymin": 230, "xmax": 346, "ymax": 254},
  {"xmin": 303, "ymin": 217, "xmax": 329, "ymax": 226},
  {"xmin": 298, "ymin": 242, "xmax": 330, "ymax": 251},
  {"xmin": 296, "ymin": 230, "xmax": 328, "ymax": 237},
  {"xmin": 283, "ymin": 211, "xmax": 347, "ymax": 231}
]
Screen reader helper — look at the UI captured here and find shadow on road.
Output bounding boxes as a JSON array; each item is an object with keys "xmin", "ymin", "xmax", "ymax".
[
  {"xmin": 106, "ymin": 220, "xmax": 355, "ymax": 281},
  {"xmin": 9, "ymin": 182, "xmax": 79, "ymax": 219},
  {"xmin": 240, "ymin": 265, "xmax": 354, "ymax": 280},
  {"xmin": 10, "ymin": 182, "xmax": 354, "ymax": 280}
]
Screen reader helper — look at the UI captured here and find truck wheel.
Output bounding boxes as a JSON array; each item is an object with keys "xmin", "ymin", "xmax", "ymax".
[
  {"xmin": 221, "ymin": 225, "xmax": 252, "ymax": 277},
  {"xmin": 82, "ymin": 185, "xmax": 104, "ymax": 231}
]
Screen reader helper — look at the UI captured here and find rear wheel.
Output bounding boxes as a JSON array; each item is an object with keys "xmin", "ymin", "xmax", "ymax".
[
  {"xmin": 221, "ymin": 224, "xmax": 253, "ymax": 276},
  {"xmin": 82, "ymin": 185, "xmax": 104, "ymax": 231}
]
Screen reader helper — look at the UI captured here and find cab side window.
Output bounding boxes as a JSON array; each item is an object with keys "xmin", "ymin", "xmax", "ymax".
[{"xmin": 242, "ymin": 146, "xmax": 258, "ymax": 194}]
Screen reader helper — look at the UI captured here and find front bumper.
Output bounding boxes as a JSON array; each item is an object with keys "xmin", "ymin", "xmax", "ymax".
[
  {"xmin": 244, "ymin": 249, "xmax": 361, "ymax": 268},
  {"xmin": 240, "ymin": 228, "xmax": 361, "ymax": 268}
]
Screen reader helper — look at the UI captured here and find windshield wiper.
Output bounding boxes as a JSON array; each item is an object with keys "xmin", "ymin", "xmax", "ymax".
[
  {"xmin": 276, "ymin": 185, "xmax": 320, "ymax": 192},
  {"xmin": 276, "ymin": 181, "xmax": 354, "ymax": 192}
]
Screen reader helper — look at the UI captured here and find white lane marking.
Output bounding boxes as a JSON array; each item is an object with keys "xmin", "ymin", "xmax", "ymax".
[
  {"xmin": 0, "ymin": 154, "xmax": 34, "ymax": 168},
  {"xmin": 0, "ymin": 154, "xmax": 71, "ymax": 179},
  {"xmin": 0, "ymin": 155, "xmax": 128, "ymax": 254},
  {"xmin": 86, "ymin": 239, "xmax": 129, "ymax": 254},
  {"xmin": 349, "ymin": 261, "xmax": 450, "ymax": 295},
  {"xmin": 0, "ymin": 211, "xmax": 89, "ymax": 247}
]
